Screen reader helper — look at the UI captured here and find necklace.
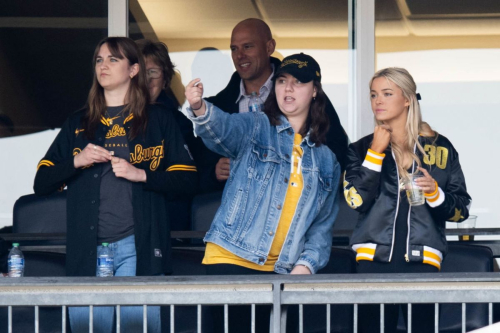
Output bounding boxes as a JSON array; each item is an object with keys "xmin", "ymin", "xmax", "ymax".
[{"xmin": 105, "ymin": 108, "xmax": 126, "ymax": 125}]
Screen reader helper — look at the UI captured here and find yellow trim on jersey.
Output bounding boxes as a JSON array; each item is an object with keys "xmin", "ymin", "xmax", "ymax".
[
  {"xmin": 37, "ymin": 160, "xmax": 55, "ymax": 170},
  {"xmin": 124, "ymin": 113, "xmax": 134, "ymax": 124},
  {"xmin": 100, "ymin": 116, "xmax": 110, "ymax": 127},
  {"xmin": 166, "ymin": 165, "xmax": 197, "ymax": 172}
]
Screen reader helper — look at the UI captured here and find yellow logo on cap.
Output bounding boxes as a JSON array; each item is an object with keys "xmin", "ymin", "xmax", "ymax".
[
  {"xmin": 281, "ymin": 59, "xmax": 308, "ymax": 68},
  {"xmin": 316, "ymin": 71, "xmax": 320, "ymax": 77}
]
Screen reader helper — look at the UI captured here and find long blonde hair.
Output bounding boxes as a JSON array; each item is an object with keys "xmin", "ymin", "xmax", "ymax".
[{"xmin": 369, "ymin": 67, "xmax": 435, "ymax": 179}]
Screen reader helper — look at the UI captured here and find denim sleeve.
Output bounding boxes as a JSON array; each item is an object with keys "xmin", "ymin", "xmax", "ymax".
[
  {"xmin": 294, "ymin": 162, "xmax": 341, "ymax": 274},
  {"xmin": 187, "ymin": 100, "xmax": 257, "ymax": 159}
]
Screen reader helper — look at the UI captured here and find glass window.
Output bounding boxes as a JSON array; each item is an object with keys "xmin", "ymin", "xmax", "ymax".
[
  {"xmin": 0, "ymin": 1, "xmax": 108, "ymax": 229},
  {"xmin": 376, "ymin": 0, "xmax": 500, "ymax": 229},
  {"xmin": 129, "ymin": 0, "xmax": 349, "ymax": 125}
]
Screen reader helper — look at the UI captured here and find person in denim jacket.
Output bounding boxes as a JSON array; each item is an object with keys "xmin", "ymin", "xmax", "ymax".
[{"xmin": 186, "ymin": 53, "xmax": 340, "ymax": 331}]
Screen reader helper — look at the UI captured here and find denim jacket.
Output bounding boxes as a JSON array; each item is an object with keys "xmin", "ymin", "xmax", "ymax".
[{"xmin": 187, "ymin": 101, "xmax": 340, "ymax": 274}]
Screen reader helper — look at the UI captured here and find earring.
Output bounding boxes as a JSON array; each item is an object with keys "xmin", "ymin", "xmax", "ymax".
[
  {"xmin": 130, "ymin": 74, "xmax": 134, "ymax": 79},
  {"xmin": 313, "ymin": 97, "xmax": 316, "ymax": 101}
]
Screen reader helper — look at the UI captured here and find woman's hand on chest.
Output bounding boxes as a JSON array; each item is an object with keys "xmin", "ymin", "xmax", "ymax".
[{"xmin": 111, "ymin": 157, "xmax": 147, "ymax": 182}]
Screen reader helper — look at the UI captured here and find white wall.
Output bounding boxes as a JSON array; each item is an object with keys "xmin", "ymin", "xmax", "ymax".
[{"xmin": 0, "ymin": 130, "xmax": 59, "ymax": 229}]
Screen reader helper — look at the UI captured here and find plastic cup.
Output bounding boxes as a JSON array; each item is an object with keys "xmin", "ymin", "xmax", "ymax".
[
  {"xmin": 457, "ymin": 215, "xmax": 477, "ymax": 241},
  {"xmin": 402, "ymin": 174, "xmax": 425, "ymax": 206}
]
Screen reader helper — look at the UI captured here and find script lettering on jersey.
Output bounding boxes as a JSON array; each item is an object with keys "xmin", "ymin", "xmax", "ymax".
[
  {"xmin": 129, "ymin": 141, "xmax": 164, "ymax": 171},
  {"xmin": 105, "ymin": 124, "xmax": 126, "ymax": 139}
]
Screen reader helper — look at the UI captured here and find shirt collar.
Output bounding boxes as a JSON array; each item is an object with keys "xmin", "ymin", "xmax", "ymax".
[
  {"xmin": 276, "ymin": 116, "xmax": 315, "ymax": 147},
  {"xmin": 235, "ymin": 64, "xmax": 275, "ymax": 104}
]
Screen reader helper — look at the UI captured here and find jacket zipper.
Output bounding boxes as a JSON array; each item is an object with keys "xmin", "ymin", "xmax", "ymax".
[
  {"xmin": 388, "ymin": 149, "xmax": 400, "ymax": 262},
  {"xmin": 404, "ymin": 144, "xmax": 418, "ymax": 262}
]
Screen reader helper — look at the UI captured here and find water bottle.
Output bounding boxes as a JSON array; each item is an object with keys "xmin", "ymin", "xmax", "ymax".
[
  {"xmin": 97, "ymin": 243, "xmax": 114, "ymax": 277},
  {"xmin": 249, "ymin": 92, "xmax": 263, "ymax": 113},
  {"xmin": 8, "ymin": 243, "xmax": 24, "ymax": 277}
]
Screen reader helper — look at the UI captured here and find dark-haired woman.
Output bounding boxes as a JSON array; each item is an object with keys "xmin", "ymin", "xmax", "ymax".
[
  {"xmin": 185, "ymin": 53, "xmax": 340, "ymax": 332},
  {"xmin": 136, "ymin": 39, "xmax": 201, "ymax": 233},
  {"xmin": 34, "ymin": 37, "xmax": 197, "ymax": 333}
]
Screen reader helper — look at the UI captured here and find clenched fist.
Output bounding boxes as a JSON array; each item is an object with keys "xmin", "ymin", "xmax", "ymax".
[{"xmin": 185, "ymin": 78, "xmax": 206, "ymax": 116}]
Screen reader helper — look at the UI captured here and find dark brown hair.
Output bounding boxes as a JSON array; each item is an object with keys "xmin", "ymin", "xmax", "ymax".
[
  {"xmin": 83, "ymin": 37, "xmax": 150, "ymax": 139},
  {"xmin": 135, "ymin": 39, "xmax": 176, "ymax": 88},
  {"xmin": 263, "ymin": 80, "xmax": 329, "ymax": 145}
]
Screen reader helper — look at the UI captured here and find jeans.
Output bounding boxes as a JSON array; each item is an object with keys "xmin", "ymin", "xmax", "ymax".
[{"xmin": 69, "ymin": 235, "xmax": 161, "ymax": 333}]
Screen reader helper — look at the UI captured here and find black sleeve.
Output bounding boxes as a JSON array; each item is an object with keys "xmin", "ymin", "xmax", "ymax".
[
  {"xmin": 325, "ymin": 98, "xmax": 349, "ymax": 173},
  {"xmin": 343, "ymin": 144, "xmax": 383, "ymax": 213},
  {"xmin": 143, "ymin": 111, "xmax": 198, "ymax": 199},
  {"xmin": 427, "ymin": 146, "xmax": 472, "ymax": 223},
  {"xmin": 34, "ymin": 118, "xmax": 80, "ymax": 196}
]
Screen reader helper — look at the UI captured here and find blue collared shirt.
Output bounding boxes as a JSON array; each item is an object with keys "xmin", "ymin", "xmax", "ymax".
[{"xmin": 235, "ymin": 64, "xmax": 275, "ymax": 113}]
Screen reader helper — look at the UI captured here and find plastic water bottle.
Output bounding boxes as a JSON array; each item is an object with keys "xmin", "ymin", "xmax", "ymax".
[
  {"xmin": 97, "ymin": 243, "xmax": 114, "ymax": 277},
  {"xmin": 249, "ymin": 92, "xmax": 263, "ymax": 113},
  {"xmin": 8, "ymin": 243, "xmax": 24, "ymax": 277}
]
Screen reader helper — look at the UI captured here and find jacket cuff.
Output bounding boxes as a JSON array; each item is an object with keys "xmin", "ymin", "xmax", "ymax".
[
  {"xmin": 426, "ymin": 187, "xmax": 445, "ymax": 207},
  {"xmin": 362, "ymin": 149, "xmax": 385, "ymax": 172},
  {"xmin": 294, "ymin": 259, "xmax": 316, "ymax": 274},
  {"xmin": 186, "ymin": 100, "xmax": 212, "ymax": 125}
]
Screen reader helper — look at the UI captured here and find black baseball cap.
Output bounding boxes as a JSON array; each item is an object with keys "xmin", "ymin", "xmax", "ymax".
[{"xmin": 274, "ymin": 53, "xmax": 321, "ymax": 83}]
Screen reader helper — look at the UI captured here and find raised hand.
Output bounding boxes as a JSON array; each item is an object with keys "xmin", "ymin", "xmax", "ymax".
[
  {"xmin": 370, "ymin": 124, "xmax": 392, "ymax": 154},
  {"xmin": 111, "ymin": 157, "xmax": 146, "ymax": 182},
  {"xmin": 185, "ymin": 78, "xmax": 206, "ymax": 115},
  {"xmin": 74, "ymin": 143, "xmax": 112, "ymax": 168}
]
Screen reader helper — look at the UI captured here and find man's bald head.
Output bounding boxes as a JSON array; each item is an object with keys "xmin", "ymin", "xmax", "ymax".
[
  {"xmin": 232, "ymin": 18, "xmax": 272, "ymax": 42},
  {"xmin": 230, "ymin": 18, "xmax": 276, "ymax": 93}
]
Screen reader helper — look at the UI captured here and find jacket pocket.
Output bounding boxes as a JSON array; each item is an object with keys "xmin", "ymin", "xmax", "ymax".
[
  {"xmin": 319, "ymin": 174, "xmax": 334, "ymax": 192},
  {"xmin": 249, "ymin": 145, "xmax": 280, "ymax": 181},
  {"xmin": 317, "ymin": 174, "xmax": 334, "ymax": 208},
  {"xmin": 226, "ymin": 189, "xmax": 243, "ymax": 226}
]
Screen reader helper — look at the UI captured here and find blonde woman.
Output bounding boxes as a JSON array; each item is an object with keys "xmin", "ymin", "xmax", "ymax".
[{"xmin": 344, "ymin": 67, "xmax": 471, "ymax": 332}]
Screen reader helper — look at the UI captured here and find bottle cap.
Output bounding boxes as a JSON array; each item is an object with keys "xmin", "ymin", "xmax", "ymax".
[
  {"xmin": 102, "ymin": 243, "xmax": 109, "ymax": 247},
  {"xmin": 12, "ymin": 243, "xmax": 19, "ymax": 247}
]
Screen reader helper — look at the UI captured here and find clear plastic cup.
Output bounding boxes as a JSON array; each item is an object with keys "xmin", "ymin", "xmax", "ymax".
[
  {"xmin": 457, "ymin": 215, "xmax": 477, "ymax": 241},
  {"xmin": 402, "ymin": 174, "xmax": 425, "ymax": 206}
]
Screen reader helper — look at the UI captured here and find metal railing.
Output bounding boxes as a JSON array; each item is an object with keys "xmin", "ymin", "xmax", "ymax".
[{"xmin": 1, "ymin": 273, "xmax": 500, "ymax": 333}]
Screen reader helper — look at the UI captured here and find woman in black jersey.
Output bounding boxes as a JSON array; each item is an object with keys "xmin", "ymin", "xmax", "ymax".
[
  {"xmin": 343, "ymin": 67, "xmax": 471, "ymax": 332},
  {"xmin": 34, "ymin": 37, "xmax": 197, "ymax": 333}
]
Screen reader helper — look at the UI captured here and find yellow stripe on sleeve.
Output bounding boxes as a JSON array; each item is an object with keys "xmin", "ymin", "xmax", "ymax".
[
  {"xmin": 37, "ymin": 160, "xmax": 54, "ymax": 170},
  {"xmin": 367, "ymin": 149, "xmax": 385, "ymax": 157},
  {"xmin": 365, "ymin": 154, "xmax": 383, "ymax": 165},
  {"xmin": 166, "ymin": 165, "xmax": 197, "ymax": 172}
]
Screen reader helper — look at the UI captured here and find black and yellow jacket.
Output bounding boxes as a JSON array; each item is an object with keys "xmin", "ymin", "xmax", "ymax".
[
  {"xmin": 34, "ymin": 105, "xmax": 197, "ymax": 277},
  {"xmin": 344, "ymin": 133, "xmax": 471, "ymax": 269}
]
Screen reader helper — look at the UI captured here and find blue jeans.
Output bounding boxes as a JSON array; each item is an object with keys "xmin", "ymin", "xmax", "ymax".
[{"xmin": 69, "ymin": 235, "xmax": 161, "ymax": 333}]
